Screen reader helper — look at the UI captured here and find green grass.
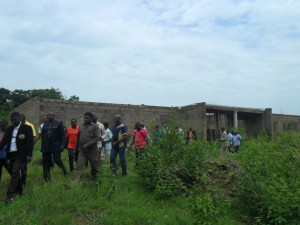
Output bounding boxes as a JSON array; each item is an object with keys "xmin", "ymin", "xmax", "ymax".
[{"xmin": 0, "ymin": 144, "xmax": 194, "ymax": 225}]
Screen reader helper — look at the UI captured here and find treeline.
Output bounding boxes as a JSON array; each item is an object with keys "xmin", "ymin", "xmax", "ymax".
[{"xmin": 0, "ymin": 87, "xmax": 79, "ymax": 120}]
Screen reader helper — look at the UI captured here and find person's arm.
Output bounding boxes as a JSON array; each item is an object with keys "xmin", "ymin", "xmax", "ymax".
[
  {"xmin": 26, "ymin": 125, "xmax": 34, "ymax": 162},
  {"xmin": 100, "ymin": 126, "xmax": 106, "ymax": 141},
  {"xmin": 58, "ymin": 122, "xmax": 65, "ymax": 150},
  {"xmin": 128, "ymin": 135, "xmax": 135, "ymax": 147},
  {"xmin": 81, "ymin": 125, "xmax": 100, "ymax": 149}
]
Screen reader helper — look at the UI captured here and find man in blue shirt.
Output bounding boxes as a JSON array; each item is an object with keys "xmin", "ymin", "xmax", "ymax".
[{"xmin": 110, "ymin": 114, "xmax": 128, "ymax": 176}]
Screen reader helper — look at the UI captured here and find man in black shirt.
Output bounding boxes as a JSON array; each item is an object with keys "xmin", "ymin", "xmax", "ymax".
[{"xmin": 41, "ymin": 112, "xmax": 67, "ymax": 182}]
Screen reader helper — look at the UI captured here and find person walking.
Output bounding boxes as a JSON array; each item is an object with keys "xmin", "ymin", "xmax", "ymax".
[
  {"xmin": 232, "ymin": 132, "xmax": 242, "ymax": 153},
  {"xmin": 153, "ymin": 125, "xmax": 164, "ymax": 143},
  {"xmin": 66, "ymin": 118, "xmax": 79, "ymax": 172},
  {"xmin": 128, "ymin": 122, "xmax": 151, "ymax": 159},
  {"xmin": 0, "ymin": 123, "xmax": 9, "ymax": 185},
  {"xmin": 186, "ymin": 127, "xmax": 197, "ymax": 145},
  {"xmin": 74, "ymin": 112, "xmax": 100, "ymax": 180},
  {"xmin": 0, "ymin": 112, "xmax": 34, "ymax": 203},
  {"xmin": 19, "ymin": 113, "xmax": 36, "ymax": 187},
  {"xmin": 103, "ymin": 122, "xmax": 112, "ymax": 157},
  {"xmin": 219, "ymin": 127, "xmax": 230, "ymax": 155},
  {"xmin": 92, "ymin": 115, "xmax": 105, "ymax": 160},
  {"xmin": 227, "ymin": 130, "xmax": 233, "ymax": 152},
  {"xmin": 41, "ymin": 112, "xmax": 67, "ymax": 182},
  {"xmin": 110, "ymin": 114, "xmax": 128, "ymax": 176}
]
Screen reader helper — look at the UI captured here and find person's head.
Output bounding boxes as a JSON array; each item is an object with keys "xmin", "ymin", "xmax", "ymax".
[
  {"xmin": 10, "ymin": 112, "xmax": 21, "ymax": 127},
  {"xmin": 155, "ymin": 125, "xmax": 160, "ymax": 130},
  {"xmin": 92, "ymin": 114, "xmax": 98, "ymax": 123},
  {"xmin": 135, "ymin": 122, "xmax": 142, "ymax": 130},
  {"xmin": 19, "ymin": 113, "xmax": 26, "ymax": 123},
  {"xmin": 189, "ymin": 128, "xmax": 192, "ymax": 131},
  {"xmin": 140, "ymin": 123, "xmax": 145, "ymax": 128},
  {"xmin": 84, "ymin": 112, "xmax": 93, "ymax": 125},
  {"xmin": 221, "ymin": 127, "xmax": 225, "ymax": 132},
  {"xmin": 70, "ymin": 118, "xmax": 77, "ymax": 128},
  {"xmin": 113, "ymin": 114, "xmax": 121, "ymax": 125},
  {"xmin": 47, "ymin": 112, "xmax": 55, "ymax": 122},
  {"xmin": 103, "ymin": 122, "xmax": 109, "ymax": 130},
  {"xmin": 42, "ymin": 116, "xmax": 47, "ymax": 124}
]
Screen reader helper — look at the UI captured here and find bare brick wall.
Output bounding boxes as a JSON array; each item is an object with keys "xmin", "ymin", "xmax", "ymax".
[
  {"xmin": 12, "ymin": 97, "xmax": 300, "ymax": 140},
  {"xmin": 272, "ymin": 114, "xmax": 300, "ymax": 135}
]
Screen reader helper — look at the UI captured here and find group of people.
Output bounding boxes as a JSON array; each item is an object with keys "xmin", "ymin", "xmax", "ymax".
[
  {"xmin": 0, "ymin": 111, "xmax": 130, "ymax": 203},
  {"xmin": 219, "ymin": 127, "xmax": 243, "ymax": 154},
  {"xmin": 0, "ymin": 111, "xmax": 243, "ymax": 203}
]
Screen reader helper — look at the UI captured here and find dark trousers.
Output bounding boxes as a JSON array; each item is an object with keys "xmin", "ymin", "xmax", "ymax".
[
  {"xmin": 7, "ymin": 153, "xmax": 24, "ymax": 198},
  {"xmin": 21, "ymin": 162, "xmax": 27, "ymax": 186},
  {"xmin": 234, "ymin": 145, "xmax": 240, "ymax": 152},
  {"xmin": 42, "ymin": 151, "xmax": 67, "ymax": 181},
  {"xmin": 110, "ymin": 146, "xmax": 127, "ymax": 176},
  {"xmin": 67, "ymin": 149, "xmax": 75, "ymax": 171}
]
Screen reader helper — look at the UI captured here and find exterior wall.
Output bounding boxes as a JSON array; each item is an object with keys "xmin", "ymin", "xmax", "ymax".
[
  {"xmin": 12, "ymin": 97, "xmax": 40, "ymax": 131},
  {"xmin": 272, "ymin": 114, "xmax": 300, "ymax": 136},
  {"xmin": 12, "ymin": 97, "xmax": 300, "ymax": 140},
  {"xmin": 14, "ymin": 97, "xmax": 175, "ymax": 135},
  {"xmin": 177, "ymin": 103, "xmax": 207, "ymax": 140}
]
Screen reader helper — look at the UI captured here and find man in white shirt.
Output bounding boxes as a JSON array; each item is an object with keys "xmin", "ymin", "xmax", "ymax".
[{"xmin": 0, "ymin": 112, "xmax": 33, "ymax": 203}]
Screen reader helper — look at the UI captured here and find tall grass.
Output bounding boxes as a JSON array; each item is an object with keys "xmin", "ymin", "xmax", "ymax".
[{"xmin": 0, "ymin": 143, "xmax": 193, "ymax": 225}]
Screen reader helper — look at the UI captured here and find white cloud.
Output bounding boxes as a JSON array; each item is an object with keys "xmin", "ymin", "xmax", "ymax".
[{"xmin": 0, "ymin": 0, "xmax": 300, "ymax": 114}]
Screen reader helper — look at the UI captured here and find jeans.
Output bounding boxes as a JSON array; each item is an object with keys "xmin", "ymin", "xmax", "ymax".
[{"xmin": 110, "ymin": 146, "xmax": 127, "ymax": 176}]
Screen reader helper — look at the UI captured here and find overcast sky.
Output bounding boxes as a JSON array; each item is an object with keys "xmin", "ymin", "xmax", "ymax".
[{"xmin": 1, "ymin": 0, "xmax": 300, "ymax": 115}]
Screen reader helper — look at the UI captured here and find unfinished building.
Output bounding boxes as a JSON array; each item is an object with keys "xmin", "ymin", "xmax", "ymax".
[{"xmin": 11, "ymin": 97, "xmax": 300, "ymax": 140}]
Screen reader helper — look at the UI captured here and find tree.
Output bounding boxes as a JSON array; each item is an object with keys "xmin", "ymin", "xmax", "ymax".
[
  {"xmin": 0, "ymin": 87, "xmax": 80, "ymax": 120},
  {"xmin": 31, "ymin": 88, "xmax": 64, "ymax": 100},
  {"xmin": 68, "ymin": 95, "xmax": 80, "ymax": 101},
  {"xmin": 0, "ymin": 88, "xmax": 11, "ymax": 105}
]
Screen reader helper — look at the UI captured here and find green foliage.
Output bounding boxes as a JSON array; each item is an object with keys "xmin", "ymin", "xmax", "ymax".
[
  {"xmin": 136, "ymin": 114, "xmax": 207, "ymax": 199},
  {"xmin": 235, "ymin": 131, "xmax": 300, "ymax": 224},
  {"xmin": 190, "ymin": 190, "xmax": 233, "ymax": 225},
  {"xmin": 0, "ymin": 87, "xmax": 80, "ymax": 120},
  {"xmin": 0, "ymin": 142, "xmax": 194, "ymax": 225}
]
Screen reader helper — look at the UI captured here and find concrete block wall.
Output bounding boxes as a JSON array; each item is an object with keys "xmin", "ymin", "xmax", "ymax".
[
  {"xmin": 177, "ymin": 103, "xmax": 207, "ymax": 139},
  {"xmin": 13, "ymin": 97, "xmax": 300, "ymax": 140},
  {"xmin": 272, "ymin": 114, "xmax": 300, "ymax": 135}
]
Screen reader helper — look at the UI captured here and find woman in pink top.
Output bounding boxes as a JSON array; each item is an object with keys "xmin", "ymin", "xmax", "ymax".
[{"xmin": 128, "ymin": 122, "xmax": 151, "ymax": 159}]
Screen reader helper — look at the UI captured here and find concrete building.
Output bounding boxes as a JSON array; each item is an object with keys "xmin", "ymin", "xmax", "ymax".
[{"xmin": 10, "ymin": 97, "xmax": 300, "ymax": 140}]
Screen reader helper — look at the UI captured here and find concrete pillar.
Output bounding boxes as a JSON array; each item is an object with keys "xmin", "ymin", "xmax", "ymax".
[
  {"xmin": 234, "ymin": 111, "xmax": 238, "ymax": 131},
  {"xmin": 264, "ymin": 108, "xmax": 273, "ymax": 139}
]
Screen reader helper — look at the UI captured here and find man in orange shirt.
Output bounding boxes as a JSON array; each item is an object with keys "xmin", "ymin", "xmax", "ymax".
[{"xmin": 66, "ymin": 118, "xmax": 79, "ymax": 172}]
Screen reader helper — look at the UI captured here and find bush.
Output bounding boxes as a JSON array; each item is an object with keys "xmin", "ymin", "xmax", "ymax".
[
  {"xmin": 136, "ymin": 116, "xmax": 208, "ymax": 199},
  {"xmin": 235, "ymin": 131, "xmax": 300, "ymax": 224}
]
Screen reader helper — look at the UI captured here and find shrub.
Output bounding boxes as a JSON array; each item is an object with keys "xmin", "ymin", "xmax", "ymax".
[
  {"xmin": 136, "ymin": 115, "xmax": 207, "ymax": 199},
  {"xmin": 235, "ymin": 131, "xmax": 300, "ymax": 224}
]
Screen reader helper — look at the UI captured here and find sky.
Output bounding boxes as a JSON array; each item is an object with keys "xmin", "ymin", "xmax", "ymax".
[{"xmin": 1, "ymin": 0, "xmax": 300, "ymax": 115}]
